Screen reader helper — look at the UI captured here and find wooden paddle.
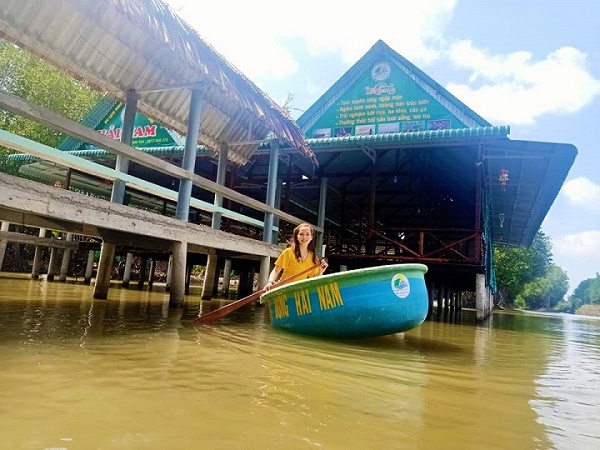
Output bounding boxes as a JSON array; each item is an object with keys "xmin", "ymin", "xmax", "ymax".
[{"xmin": 192, "ymin": 263, "xmax": 321, "ymax": 326}]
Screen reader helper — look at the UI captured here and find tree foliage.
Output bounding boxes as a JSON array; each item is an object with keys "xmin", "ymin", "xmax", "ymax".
[
  {"xmin": 0, "ymin": 39, "xmax": 102, "ymax": 173},
  {"xmin": 494, "ymin": 230, "xmax": 571, "ymax": 310},
  {"xmin": 515, "ymin": 265, "xmax": 569, "ymax": 310},
  {"xmin": 569, "ymin": 274, "xmax": 600, "ymax": 310}
]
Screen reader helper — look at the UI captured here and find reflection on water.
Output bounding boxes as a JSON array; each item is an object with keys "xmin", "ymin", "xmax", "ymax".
[
  {"xmin": 532, "ymin": 315, "xmax": 600, "ymax": 449},
  {"xmin": 0, "ymin": 277, "xmax": 598, "ymax": 449}
]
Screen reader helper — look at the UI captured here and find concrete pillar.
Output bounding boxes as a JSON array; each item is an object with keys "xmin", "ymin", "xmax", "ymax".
[
  {"xmin": 0, "ymin": 221, "xmax": 10, "ymax": 270},
  {"xmin": 122, "ymin": 252, "xmax": 134, "ymax": 287},
  {"xmin": 259, "ymin": 255, "xmax": 271, "ymax": 290},
  {"xmin": 238, "ymin": 265, "xmax": 255, "ymax": 298},
  {"xmin": 340, "ymin": 265, "xmax": 348, "ymax": 272},
  {"xmin": 47, "ymin": 247, "xmax": 59, "ymax": 281},
  {"xmin": 185, "ymin": 263, "xmax": 192, "ymax": 295},
  {"xmin": 222, "ymin": 258, "xmax": 232, "ymax": 296},
  {"xmin": 137, "ymin": 256, "xmax": 148, "ymax": 289},
  {"xmin": 58, "ymin": 233, "xmax": 73, "ymax": 281},
  {"xmin": 95, "ymin": 90, "xmax": 137, "ymax": 297},
  {"xmin": 169, "ymin": 241, "xmax": 187, "ymax": 307},
  {"xmin": 165, "ymin": 255, "xmax": 172, "ymax": 292},
  {"xmin": 93, "ymin": 243, "xmax": 116, "ymax": 299},
  {"xmin": 427, "ymin": 280, "xmax": 435, "ymax": 319},
  {"xmin": 148, "ymin": 258, "xmax": 156, "ymax": 290},
  {"xmin": 84, "ymin": 250, "xmax": 95, "ymax": 285},
  {"xmin": 475, "ymin": 273, "xmax": 487, "ymax": 321},
  {"xmin": 211, "ymin": 262, "xmax": 220, "ymax": 296},
  {"xmin": 31, "ymin": 227, "xmax": 47, "ymax": 279},
  {"xmin": 201, "ymin": 251, "xmax": 218, "ymax": 300}
]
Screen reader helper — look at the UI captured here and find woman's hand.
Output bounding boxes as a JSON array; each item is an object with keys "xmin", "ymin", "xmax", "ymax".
[
  {"xmin": 263, "ymin": 280, "xmax": 276, "ymax": 292},
  {"xmin": 319, "ymin": 259, "xmax": 328, "ymax": 275}
]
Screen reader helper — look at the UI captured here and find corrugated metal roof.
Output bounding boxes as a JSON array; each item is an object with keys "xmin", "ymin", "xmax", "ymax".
[
  {"xmin": 0, "ymin": 0, "xmax": 316, "ymax": 165},
  {"xmin": 57, "ymin": 97, "xmax": 117, "ymax": 151},
  {"xmin": 305, "ymin": 125, "xmax": 509, "ymax": 149},
  {"xmin": 8, "ymin": 126, "xmax": 509, "ymax": 162},
  {"xmin": 8, "ymin": 145, "xmax": 208, "ymax": 162}
]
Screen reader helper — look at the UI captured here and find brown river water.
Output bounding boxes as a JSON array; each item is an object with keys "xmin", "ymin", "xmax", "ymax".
[{"xmin": 0, "ymin": 276, "xmax": 598, "ymax": 450}]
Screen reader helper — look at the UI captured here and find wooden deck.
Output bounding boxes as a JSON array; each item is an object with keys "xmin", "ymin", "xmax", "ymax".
[{"xmin": 0, "ymin": 173, "xmax": 283, "ymax": 259}]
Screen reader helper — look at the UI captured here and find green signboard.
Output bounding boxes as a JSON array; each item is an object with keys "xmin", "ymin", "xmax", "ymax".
[
  {"xmin": 306, "ymin": 58, "xmax": 467, "ymax": 138},
  {"xmin": 80, "ymin": 101, "xmax": 183, "ymax": 149}
]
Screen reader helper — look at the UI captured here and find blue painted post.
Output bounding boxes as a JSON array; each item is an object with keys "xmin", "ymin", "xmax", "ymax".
[
  {"xmin": 111, "ymin": 89, "xmax": 138, "ymax": 203},
  {"xmin": 273, "ymin": 176, "xmax": 283, "ymax": 243},
  {"xmin": 260, "ymin": 140, "xmax": 280, "ymax": 289},
  {"xmin": 171, "ymin": 87, "xmax": 204, "ymax": 307},
  {"xmin": 263, "ymin": 140, "xmax": 279, "ymax": 244},
  {"xmin": 175, "ymin": 87, "xmax": 204, "ymax": 221},
  {"xmin": 94, "ymin": 89, "xmax": 137, "ymax": 299},
  {"xmin": 211, "ymin": 143, "xmax": 228, "ymax": 229},
  {"xmin": 202, "ymin": 143, "xmax": 228, "ymax": 300}
]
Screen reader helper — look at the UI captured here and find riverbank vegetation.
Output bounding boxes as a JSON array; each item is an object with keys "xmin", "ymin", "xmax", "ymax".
[
  {"xmin": 0, "ymin": 39, "xmax": 102, "ymax": 174},
  {"xmin": 494, "ymin": 230, "xmax": 599, "ymax": 316}
]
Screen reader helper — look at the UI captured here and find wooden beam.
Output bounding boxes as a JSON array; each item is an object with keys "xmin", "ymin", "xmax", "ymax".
[
  {"xmin": 0, "ymin": 231, "xmax": 79, "ymax": 249},
  {"xmin": 0, "ymin": 173, "xmax": 283, "ymax": 258},
  {"xmin": 0, "ymin": 128, "xmax": 269, "ymax": 228},
  {"xmin": 0, "ymin": 91, "xmax": 321, "ymax": 232}
]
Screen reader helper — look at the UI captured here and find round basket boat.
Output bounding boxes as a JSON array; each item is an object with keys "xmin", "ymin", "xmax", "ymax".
[{"xmin": 260, "ymin": 263, "xmax": 429, "ymax": 339}]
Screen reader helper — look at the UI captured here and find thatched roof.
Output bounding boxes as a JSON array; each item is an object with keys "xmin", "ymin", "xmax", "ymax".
[{"xmin": 0, "ymin": 0, "xmax": 316, "ymax": 165}]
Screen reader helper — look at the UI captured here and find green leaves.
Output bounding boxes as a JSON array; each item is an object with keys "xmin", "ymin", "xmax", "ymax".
[
  {"xmin": 516, "ymin": 265, "xmax": 569, "ymax": 310},
  {"xmin": 494, "ymin": 230, "xmax": 567, "ymax": 310},
  {"xmin": 0, "ymin": 39, "xmax": 102, "ymax": 172},
  {"xmin": 570, "ymin": 275, "xmax": 600, "ymax": 307}
]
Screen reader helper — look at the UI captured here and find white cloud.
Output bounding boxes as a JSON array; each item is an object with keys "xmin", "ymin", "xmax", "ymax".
[
  {"xmin": 163, "ymin": 0, "xmax": 456, "ymax": 80},
  {"xmin": 446, "ymin": 41, "xmax": 600, "ymax": 125},
  {"xmin": 561, "ymin": 177, "xmax": 600, "ymax": 212},
  {"xmin": 163, "ymin": 1, "xmax": 600, "ymax": 124},
  {"xmin": 553, "ymin": 230, "xmax": 600, "ymax": 259}
]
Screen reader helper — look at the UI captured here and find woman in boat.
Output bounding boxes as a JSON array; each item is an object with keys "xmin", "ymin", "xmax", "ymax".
[{"xmin": 264, "ymin": 223, "xmax": 328, "ymax": 291}]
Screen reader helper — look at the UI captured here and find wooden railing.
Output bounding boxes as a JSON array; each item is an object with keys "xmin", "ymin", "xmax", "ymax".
[
  {"xmin": 0, "ymin": 90, "xmax": 322, "ymax": 234},
  {"xmin": 325, "ymin": 226, "xmax": 482, "ymax": 265}
]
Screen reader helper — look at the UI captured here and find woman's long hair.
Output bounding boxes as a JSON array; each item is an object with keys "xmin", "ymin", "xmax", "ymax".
[{"xmin": 289, "ymin": 223, "xmax": 319, "ymax": 264}]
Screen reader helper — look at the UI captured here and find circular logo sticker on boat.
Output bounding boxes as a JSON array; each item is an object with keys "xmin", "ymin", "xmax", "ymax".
[{"xmin": 391, "ymin": 273, "xmax": 410, "ymax": 298}]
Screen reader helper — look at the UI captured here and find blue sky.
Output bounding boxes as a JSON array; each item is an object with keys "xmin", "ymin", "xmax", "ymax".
[{"xmin": 165, "ymin": 0, "xmax": 600, "ymax": 294}]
